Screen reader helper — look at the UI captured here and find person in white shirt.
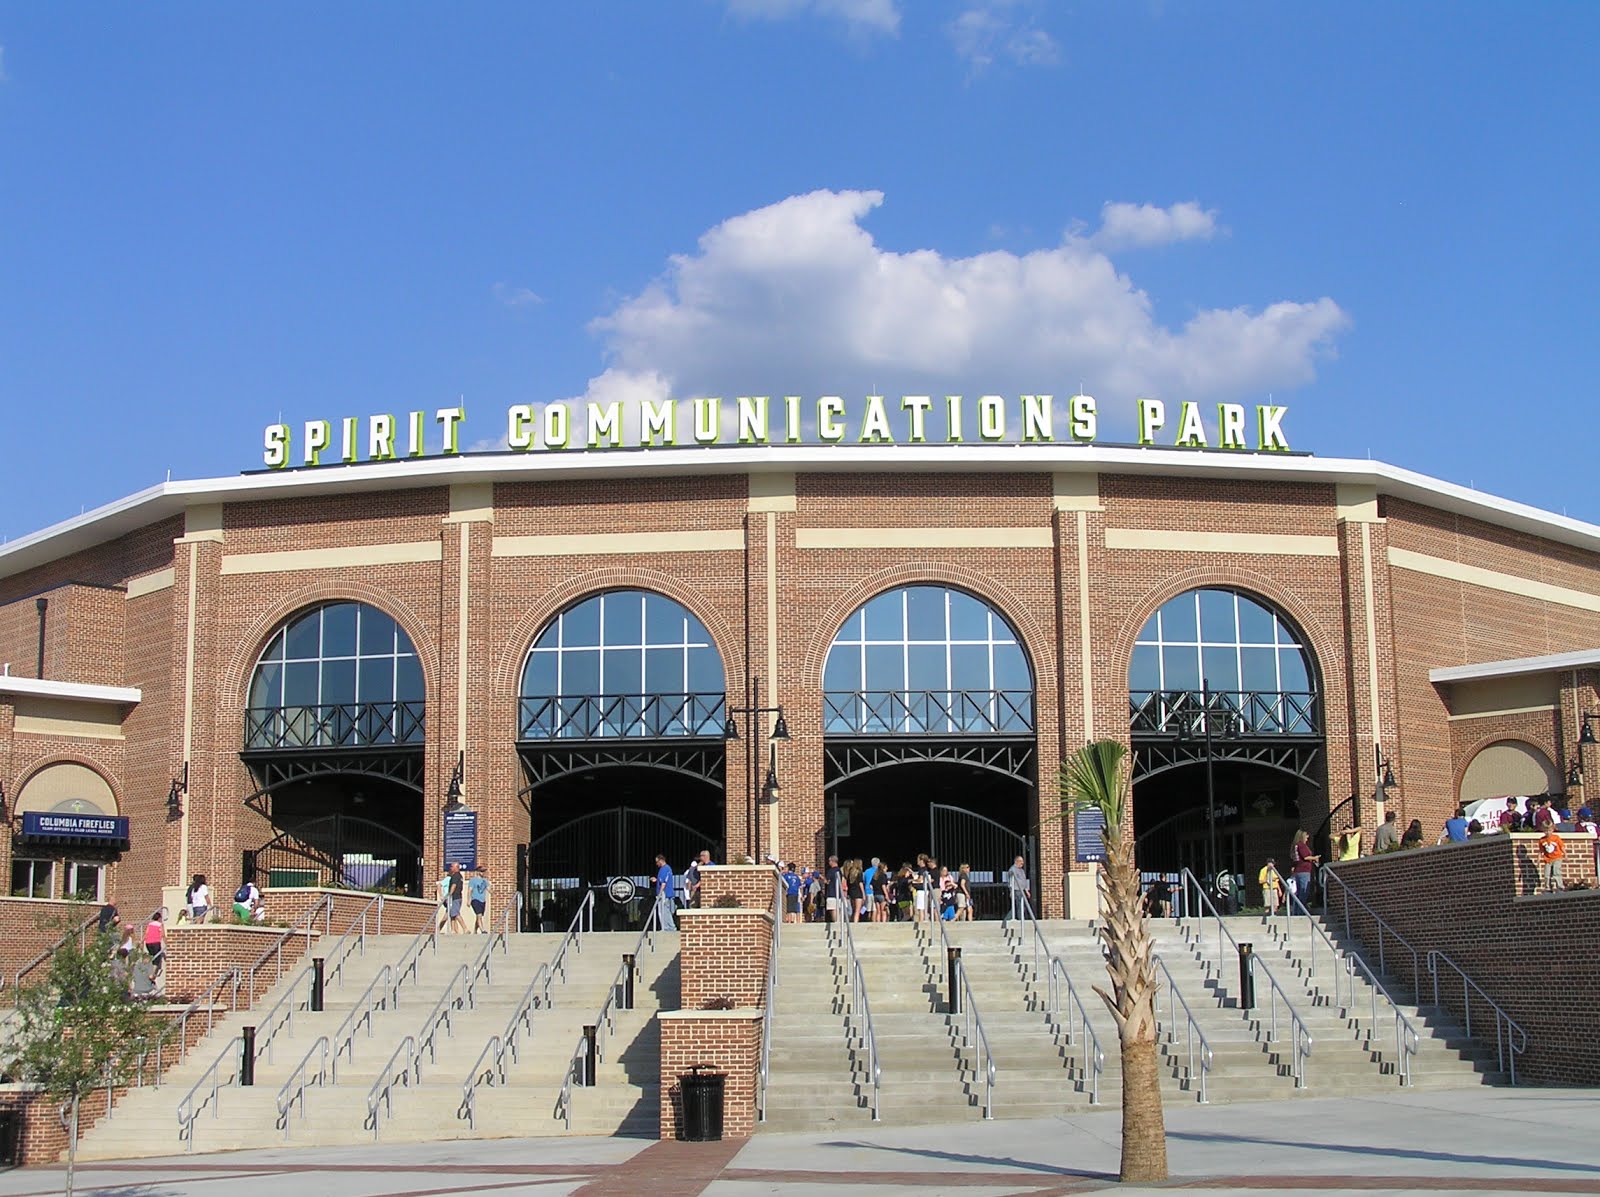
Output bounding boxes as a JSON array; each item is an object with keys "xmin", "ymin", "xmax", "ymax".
[{"xmin": 186, "ymin": 874, "xmax": 211, "ymax": 923}]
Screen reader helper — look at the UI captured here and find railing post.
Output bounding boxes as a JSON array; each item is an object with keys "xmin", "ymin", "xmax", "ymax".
[
  {"xmin": 621, "ymin": 954, "xmax": 635, "ymax": 1010},
  {"xmin": 582, "ymin": 1024, "xmax": 597, "ymax": 1085},
  {"xmin": 947, "ymin": 947, "xmax": 962, "ymax": 1014},
  {"xmin": 240, "ymin": 1027, "xmax": 256, "ymax": 1087},
  {"xmin": 1237, "ymin": 943, "xmax": 1255, "ymax": 1011},
  {"xmin": 311, "ymin": 958, "xmax": 326, "ymax": 1012}
]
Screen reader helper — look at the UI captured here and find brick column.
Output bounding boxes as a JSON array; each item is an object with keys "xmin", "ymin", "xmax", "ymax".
[{"xmin": 658, "ymin": 1008, "xmax": 761, "ymax": 1139}]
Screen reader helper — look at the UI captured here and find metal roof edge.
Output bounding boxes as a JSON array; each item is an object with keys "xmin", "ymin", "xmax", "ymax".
[
  {"xmin": 0, "ymin": 675, "xmax": 143, "ymax": 705},
  {"xmin": 1429, "ymin": 648, "xmax": 1600, "ymax": 685}
]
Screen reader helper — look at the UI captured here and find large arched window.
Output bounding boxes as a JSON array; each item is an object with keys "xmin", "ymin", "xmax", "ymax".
[
  {"xmin": 246, "ymin": 603, "xmax": 424, "ymax": 748},
  {"xmin": 1129, "ymin": 588, "xmax": 1317, "ymax": 735},
  {"xmin": 519, "ymin": 590, "xmax": 726, "ymax": 740},
  {"xmin": 823, "ymin": 585, "xmax": 1033, "ymax": 735}
]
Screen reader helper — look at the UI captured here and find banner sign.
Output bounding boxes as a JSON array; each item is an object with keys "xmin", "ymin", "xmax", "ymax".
[
  {"xmin": 21, "ymin": 812, "xmax": 130, "ymax": 843},
  {"xmin": 443, "ymin": 809, "xmax": 479, "ymax": 871},
  {"xmin": 262, "ymin": 394, "xmax": 1292, "ymax": 469},
  {"xmin": 1073, "ymin": 807, "xmax": 1108, "ymax": 864}
]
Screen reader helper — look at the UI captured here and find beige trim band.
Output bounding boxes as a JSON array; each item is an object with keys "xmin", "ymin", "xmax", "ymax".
[
  {"xmin": 1388, "ymin": 547, "xmax": 1600, "ymax": 614},
  {"xmin": 1053, "ymin": 471, "xmax": 1102, "ymax": 512},
  {"xmin": 444, "ymin": 482, "xmax": 494, "ymax": 525},
  {"xmin": 14, "ymin": 698, "xmax": 125, "ymax": 740},
  {"xmin": 125, "ymin": 567, "xmax": 175, "ymax": 599},
  {"xmin": 795, "ymin": 527, "xmax": 1054, "ymax": 550},
  {"xmin": 220, "ymin": 541, "xmax": 444, "ymax": 575},
  {"xmin": 1104, "ymin": 528, "xmax": 1340, "ymax": 557},
  {"xmin": 748, "ymin": 472, "xmax": 797, "ymax": 513},
  {"xmin": 492, "ymin": 530, "xmax": 744, "ymax": 558},
  {"xmin": 1446, "ymin": 704, "xmax": 1558, "ymax": 722}
]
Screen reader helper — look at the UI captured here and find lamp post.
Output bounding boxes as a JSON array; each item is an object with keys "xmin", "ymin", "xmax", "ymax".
[
  {"xmin": 723, "ymin": 676, "xmax": 789, "ymax": 860},
  {"xmin": 1186, "ymin": 681, "xmax": 1238, "ymax": 887}
]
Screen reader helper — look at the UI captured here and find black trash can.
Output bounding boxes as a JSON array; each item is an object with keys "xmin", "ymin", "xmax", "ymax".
[
  {"xmin": 678, "ymin": 1064, "xmax": 726, "ymax": 1141},
  {"xmin": 0, "ymin": 1109, "xmax": 20, "ymax": 1167}
]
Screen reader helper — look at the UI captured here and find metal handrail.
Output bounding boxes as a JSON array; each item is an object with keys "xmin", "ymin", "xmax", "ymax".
[
  {"xmin": 1428, "ymin": 950, "xmax": 1527, "ymax": 1085},
  {"xmin": 1045, "ymin": 956, "xmax": 1105, "ymax": 1105},
  {"xmin": 12, "ymin": 913, "xmax": 100, "ymax": 1001},
  {"xmin": 931, "ymin": 916, "xmax": 995, "ymax": 1118},
  {"xmin": 757, "ymin": 867, "xmax": 782, "ymax": 1122},
  {"xmin": 327, "ymin": 963, "xmax": 396, "ymax": 1076},
  {"xmin": 458, "ymin": 962, "xmax": 550, "ymax": 1128},
  {"xmin": 388, "ymin": 913, "xmax": 443, "ymax": 999},
  {"xmin": 1320, "ymin": 865, "xmax": 1422, "ymax": 999},
  {"xmin": 176, "ymin": 1035, "xmax": 244, "ymax": 1152},
  {"xmin": 1179, "ymin": 868, "xmax": 1313, "ymax": 1087},
  {"xmin": 1010, "ymin": 890, "xmax": 1052, "ymax": 982},
  {"xmin": 1152, "ymin": 954, "xmax": 1213, "ymax": 1103},
  {"xmin": 1270, "ymin": 865, "xmax": 1351, "ymax": 1010},
  {"xmin": 555, "ymin": 899, "xmax": 659, "ymax": 1128},
  {"xmin": 248, "ymin": 961, "xmax": 317, "ymax": 1063},
  {"xmin": 365, "ymin": 963, "xmax": 474, "ymax": 1138},
  {"xmin": 139, "ymin": 966, "xmax": 243, "ymax": 1086},
  {"xmin": 274, "ymin": 1035, "xmax": 330, "ymax": 1136},
  {"xmin": 1277, "ymin": 869, "xmax": 1417, "ymax": 1084},
  {"xmin": 547, "ymin": 890, "xmax": 595, "ymax": 987},
  {"xmin": 243, "ymin": 894, "xmax": 335, "ymax": 1005},
  {"xmin": 828, "ymin": 876, "xmax": 881, "ymax": 1119},
  {"xmin": 320, "ymin": 894, "xmax": 385, "ymax": 989}
]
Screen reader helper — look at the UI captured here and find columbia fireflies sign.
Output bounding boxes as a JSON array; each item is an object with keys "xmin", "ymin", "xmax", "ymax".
[{"xmin": 262, "ymin": 394, "xmax": 1291, "ymax": 469}]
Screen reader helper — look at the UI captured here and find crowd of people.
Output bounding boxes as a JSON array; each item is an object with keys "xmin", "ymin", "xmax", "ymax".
[{"xmin": 97, "ymin": 902, "xmax": 164, "ymax": 1000}]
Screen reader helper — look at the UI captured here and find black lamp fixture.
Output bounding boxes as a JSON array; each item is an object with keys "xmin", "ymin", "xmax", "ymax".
[
  {"xmin": 0, "ymin": 779, "xmax": 8, "ymax": 822},
  {"xmin": 762, "ymin": 742, "xmax": 781, "ymax": 802},
  {"xmin": 1580, "ymin": 712, "xmax": 1599, "ymax": 746},
  {"xmin": 444, "ymin": 750, "xmax": 466, "ymax": 811},
  {"xmin": 1374, "ymin": 744, "xmax": 1397, "ymax": 793},
  {"xmin": 167, "ymin": 761, "xmax": 188, "ymax": 817},
  {"xmin": 724, "ymin": 676, "xmax": 789, "ymax": 857},
  {"xmin": 1568, "ymin": 757, "xmax": 1584, "ymax": 789}
]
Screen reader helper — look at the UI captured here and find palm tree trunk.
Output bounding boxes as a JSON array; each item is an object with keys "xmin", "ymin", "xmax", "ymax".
[{"xmin": 1118, "ymin": 1033, "xmax": 1168, "ymax": 1182}]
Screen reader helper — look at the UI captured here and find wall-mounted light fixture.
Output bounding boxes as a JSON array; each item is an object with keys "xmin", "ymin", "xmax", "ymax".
[
  {"xmin": 1567, "ymin": 757, "xmax": 1583, "ymax": 789},
  {"xmin": 444, "ymin": 750, "xmax": 466, "ymax": 811},
  {"xmin": 167, "ymin": 761, "xmax": 188, "ymax": 817},
  {"xmin": 1374, "ymin": 744, "xmax": 1397, "ymax": 794}
]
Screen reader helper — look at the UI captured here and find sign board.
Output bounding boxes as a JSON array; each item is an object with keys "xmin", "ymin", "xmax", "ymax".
[
  {"xmin": 21, "ymin": 812, "xmax": 129, "ymax": 843},
  {"xmin": 1073, "ymin": 808, "xmax": 1107, "ymax": 864},
  {"xmin": 607, "ymin": 876, "xmax": 637, "ymax": 904},
  {"xmin": 442, "ymin": 809, "xmax": 479, "ymax": 871}
]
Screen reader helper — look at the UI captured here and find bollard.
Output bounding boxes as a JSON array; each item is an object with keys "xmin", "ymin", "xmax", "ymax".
[
  {"xmin": 582, "ymin": 1024, "xmax": 598, "ymax": 1086},
  {"xmin": 947, "ymin": 946, "xmax": 962, "ymax": 1014},
  {"xmin": 240, "ymin": 1026, "xmax": 256, "ymax": 1087},
  {"xmin": 1237, "ymin": 943, "xmax": 1255, "ymax": 1011},
  {"xmin": 622, "ymin": 953, "xmax": 636, "ymax": 1010},
  {"xmin": 311, "ymin": 957, "xmax": 326, "ymax": 1012}
]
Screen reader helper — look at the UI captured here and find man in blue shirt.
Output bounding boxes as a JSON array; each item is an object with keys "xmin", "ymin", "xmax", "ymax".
[
  {"xmin": 467, "ymin": 867, "xmax": 491, "ymax": 933},
  {"xmin": 862, "ymin": 858, "xmax": 878, "ymax": 920},
  {"xmin": 782, "ymin": 862, "xmax": 802, "ymax": 923},
  {"xmin": 653, "ymin": 854, "xmax": 676, "ymax": 931},
  {"xmin": 1440, "ymin": 806, "xmax": 1470, "ymax": 844}
]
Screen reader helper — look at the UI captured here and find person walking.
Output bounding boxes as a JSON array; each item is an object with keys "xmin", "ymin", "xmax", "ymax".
[
  {"xmin": 1259, "ymin": 858, "xmax": 1285, "ymax": 915},
  {"xmin": 781, "ymin": 862, "xmax": 802, "ymax": 924},
  {"xmin": 1005, "ymin": 854, "xmax": 1030, "ymax": 922},
  {"xmin": 861, "ymin": 858, "xmax": 878, "ymax": 921},
  {"xmin": 956, "ymin": 864, "xmax": 974, "ymax": 921},
  {"xmin": 653, "ymin": 853, "xmax": 677, "ymax": 931},
  {"xmin": 143, "ymin": 910, "xmax": 165, "ymax": 974},
  {"xmin": 468, "ymin": 867, "xmax": 491, "ymax": 933},
  {"xmin": 1289, "ymin": 830, "xmax": 1319, "ymax": 906},
  {"xmin": 446, "ymin": 862, "xmax": 468, "ymax": 934},
  {"xmin": 185, "ymin": 874, "xmax": 210, "ymax": 924},
  {"xmin": 436, "ymin": 868, "xmax": 453, "ymax": 931},
  {"xmin": 870, "ymin": 858, "xmax": 889, "ymax": 922}
]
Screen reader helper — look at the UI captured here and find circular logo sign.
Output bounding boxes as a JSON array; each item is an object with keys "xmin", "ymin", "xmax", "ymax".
[{"xmin": 607, "ymin": 876, "xmax": 636, "ymax": 904}]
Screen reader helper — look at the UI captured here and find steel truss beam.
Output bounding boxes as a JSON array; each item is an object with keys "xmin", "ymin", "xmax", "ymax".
[
  {"xmin": 241, "ymin": 748, "xmax": 425, "ymax": 811},
  {"xmin": 824, "ymin": 737, "xmax": 1035, "ymax": 786},
  {"xmin": 1132, "ymin": 737, "xmax": 1323, "ymax": 787},
  {"xmin": 516, "ymin": 741, "xmax": 726, "ymax": 793}
]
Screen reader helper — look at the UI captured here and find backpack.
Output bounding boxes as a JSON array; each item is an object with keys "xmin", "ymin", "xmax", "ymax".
[{"xmin": 234, "ymin": 883, "xmax": 253, "ymax": 904}]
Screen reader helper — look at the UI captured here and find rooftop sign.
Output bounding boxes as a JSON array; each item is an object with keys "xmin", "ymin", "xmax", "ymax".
[{"xmin": 261, "ymin": 395, "xmax": 1291, "ymax": 470}]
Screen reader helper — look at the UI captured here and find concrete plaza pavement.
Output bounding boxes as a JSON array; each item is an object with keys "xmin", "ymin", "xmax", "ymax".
[{"xmin": 3, "ymin": 1087, "xmax": 1597, "ymax": 1197}]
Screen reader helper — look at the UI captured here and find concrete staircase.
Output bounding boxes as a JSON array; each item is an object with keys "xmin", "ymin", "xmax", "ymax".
[{"xmin": 73, "ymin": 927, "xmax": 678, "ymax": 1160}]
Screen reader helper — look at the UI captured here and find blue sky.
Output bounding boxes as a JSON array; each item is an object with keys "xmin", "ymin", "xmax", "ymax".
[{"xmin": 2, "ymin": 2, "xmax": 1597, "ymax": 539}]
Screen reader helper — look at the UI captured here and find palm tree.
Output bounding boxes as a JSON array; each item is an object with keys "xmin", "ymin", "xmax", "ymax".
[{"xmin": 1061, "ymin": 738, "xmax": 1167, "ymax": 1183}]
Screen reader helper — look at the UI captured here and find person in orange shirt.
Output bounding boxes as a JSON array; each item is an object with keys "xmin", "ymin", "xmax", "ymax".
[{"xmin": 1536, "ymin": 825, "xmax": 1566, "ymax": 893}]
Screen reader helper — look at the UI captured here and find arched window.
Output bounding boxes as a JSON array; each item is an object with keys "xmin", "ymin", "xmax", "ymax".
[
  {"xmin": 247, "ymin": 603, "xmax": 424, "ymax": 748},
  {"xmin": 1129, "ymin": 588, "xmax": 1317, "ymax": 735},
  {"xmin": 519, "ymin": 590, "xmax": 726, "ymax": 739},
  {"xmin": 823, "ymin": 585, "xmax": 1033, "ymax": 735}
]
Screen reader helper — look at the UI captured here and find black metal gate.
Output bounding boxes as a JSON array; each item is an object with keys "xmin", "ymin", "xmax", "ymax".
[
  {"xmin": 928, "ymin": 802, "xmax": 1031, "ymax": 917},
  {"xmin": 528, "ymin": 804, "xmax": 718, "ymax": 889},
  {"xmin": 244, "ymin": 815, "xmax": 424, "ymax": 896}
]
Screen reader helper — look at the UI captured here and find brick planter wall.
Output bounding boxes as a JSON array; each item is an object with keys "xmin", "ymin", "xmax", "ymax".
[
  {"xmin": 677, "ymin": 909, "xmax": 773, "ymax": 1011},
  {"xmin": 0, "ymin": 1085, "xmax": 116, "ymax": 1167},
  {"xmin": 0, "ymin": 900, "xmax": 100, "ymax": 990},
  {"xmin": 658, "ymin": 1009, "xmax": 761, "ymax": 1141},
  {"xmin": 162, "ymin": 924, "xmax": 320, "ymax": 1005},
  {"xmin": 1326, "ymin": 833, "xmax": 1600, "ymax": 1084},
  {"xmin": 255, "ymin": 889, "xmax": 438, "ymax": 936},
  {"xmin": 697, "ymin": 865, "xmax": 781, "ymax": 913}
]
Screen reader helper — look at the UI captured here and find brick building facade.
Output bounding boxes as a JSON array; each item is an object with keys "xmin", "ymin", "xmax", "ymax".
[{"xmin": 2, "ymin": 445, "xmax": 1598, "ymax": 922}]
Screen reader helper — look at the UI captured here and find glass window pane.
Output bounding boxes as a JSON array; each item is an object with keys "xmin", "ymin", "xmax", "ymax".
[
  {"xmin": 563, "ymin": 649, "xmax": 600, "ymax": 696},
  {"xmin": 1279, "ymin": 649, "xmax": 1310, "ymax": 692},
  {"xmin": 283, "ymin": 661, "xmax": 321, "ymax": 707},
  {"xmin": 1163, "ymin": 645, "xmax": 1201, "ymax": 691},
  {"xmin": 865, "ymin": 645, "xmax": 904, "ymax": 690},
  {"xmin": 321, "ymin": 604, "xmax": 358, "ymax": 657},
  {"xmin": 687, "ymin": 649, "xmax": 724, "ymax": 693},
  {"xmin": 259, "ymin": 628, "xmax": 286, "ymax": 662},
  {"xmin": 644, "ymin": 594, "xmax": 679, "ymax": 644},
  {"xmin": 1201, "ymin": 646, "xmax": 1239, "ymax": 692},
  {"xmin": 358, "ymin": 657, "xmax": 394, "ymax": 703},
  {"xmin": 250, "ymin": 662, "xmax": 282, "ymax": 709},
  {"xmin": 1239, "ymin": 647, "xmax": 1278, "ymax": 692},
  {"xmin": 1237, "ymin": 597, "xmax": 1276, "ymax": 645},
  {"xmin": 562, "ymin": 599, "xmax": 601, "ymax": 649},
  {"xmin": 321, "ymin": 659, "xmax": 357, "ymax": 706},
  {"xmin": 1199, "ymin": 591, "xmax": 1237, "ymax": 644},
  {"xmin": 602, "ymin": 648, "xmax": 642, "ymax": 694},
  {"xmin": 1133, "ymin": 612, "xmax": 1160, "ymax": 645},
  {"xmin": 682, "ymin": 614, "xmax": 714, "ymax": 649},
  {"xmin": 1160, "ymin": 594, "xmax": 1198, "ymax": 643},
  {"xmin": 946, "ymin": 591, "xmax": 987, "ymax": 641},
  {"xmin": 823, "ymin": 647, "xmax": 860, "ymax": 691},
  {"xmin": 645, "ymin": 648, "xmax": 683, "ymax": 693},
  {"xmin": 1130, "ymin": 645, "xmax": 1161, "ymax": 693},
  {"xmin": 907, "ymin": 644, "xmax": 946, "ymax": 691},
  {"xmin": 284, "ymin": 613, "xmax": 320, "ymax": 659},
  {"xmin": 833, "ymin": 609, "xmax": 863, "ymax": 644},
  {"xmin": 863, "ymin": 592, "xmax": 903, "ymax": 641},
  {"xmin": 359, "ymin": 609, "xmax": 396, "ymax": 654},
  {"xmin": 905, "ymin": 588, "xmax": 945, "ymax": 641},
  {"xmin": 950, "ymin": 644, "xmax": 989, "ymax": 690},
  {"xmin": 605, "ymin": 592, "xmax": 643, "ymax": 646},
  {"xmin": 993, "ymin": 643, "xmax": 1030, "ymax": 690},
  {"xmin": 395, "ymin": 656, "xmax": 425, "ymax": 701},
  {"xmin": 523, "ymin": 653, "xmax": 558, "ymax": 697}
]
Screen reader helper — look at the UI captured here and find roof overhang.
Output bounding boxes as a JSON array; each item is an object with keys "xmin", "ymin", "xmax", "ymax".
[
  {"xmin": 0, "ymin": 676, "xmax": 142, "ymax": 706},
  {"xmin": 6, "ymin": 443, "xmax": 1600, "ymax": 582},
  {"xmin": 1430, "ymin": 649, "xmax": 1600, "ymax": 686}
]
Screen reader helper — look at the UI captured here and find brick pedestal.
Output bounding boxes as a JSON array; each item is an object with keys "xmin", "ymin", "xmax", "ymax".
[{"xmin": 658, "ymin": 1008, "xmax": 762, "ymax": 1140}]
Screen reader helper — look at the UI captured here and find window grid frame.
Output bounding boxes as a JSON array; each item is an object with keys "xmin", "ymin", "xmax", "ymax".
[{"xmin": 251, "ymin": 603, "xmax": 423, "ymax": 710}]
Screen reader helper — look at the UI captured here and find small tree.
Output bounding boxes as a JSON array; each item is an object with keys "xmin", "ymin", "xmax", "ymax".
[
  {"xmin": 8, "ymin": 917, "xmax": 159, "ymax": 1197},
  {"xmin": 1061, "ymin": 739, "xmax": 1168, "ymax": 1183}
]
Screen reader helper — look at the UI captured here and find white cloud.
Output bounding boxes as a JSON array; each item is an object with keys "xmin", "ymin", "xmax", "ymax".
[
  {"xmin": 579, "ymin": 188, "xmax": 1347, "ymax": 425},
  {"xmin": 725, "ymin": 0, "xmax": 899, "ymax": 35},
  {"xmin": 1091, "ymin": 201, "xmax": 1221, "ymax": 250},
  {"xmin": 492, "ymin": 282, "xmax": 543, "ymax": 307},
  {"xmin": 947, "ymin": 3, "xmax": 1058, "ymax": 70}
]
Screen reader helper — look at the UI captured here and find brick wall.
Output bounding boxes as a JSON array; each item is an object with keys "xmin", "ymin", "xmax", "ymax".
[
  {"xmin": 658, "ymin": 1010, "xmax": 761, "ymax": 1140},
  {"xmin": 256, "ymin": 889, "xmax": 438, "ymax": 936},
  {"xmin": 676, "ymin": 909, "xmax": 773, "ymax": 1011},
  {"xmin": 0, "ymin": 900, "xmax": 99, "ymax": 991},
  {"xmin": 162, "ymin": 924, "xmax": 320, "ymax": 1005},
  {"xmin": 698, "ymin": 865, "xmax": 781, "ymax": 912},
  {"xmin": 1326, "ymin": 833, "xmax": 1600, "ymax": 1084}
]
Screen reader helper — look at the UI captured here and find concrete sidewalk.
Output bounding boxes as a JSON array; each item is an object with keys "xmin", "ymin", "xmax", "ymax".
[{"xmin": 3, "ymin": 1087, "xmax": 1596, "ymax": 1196}]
